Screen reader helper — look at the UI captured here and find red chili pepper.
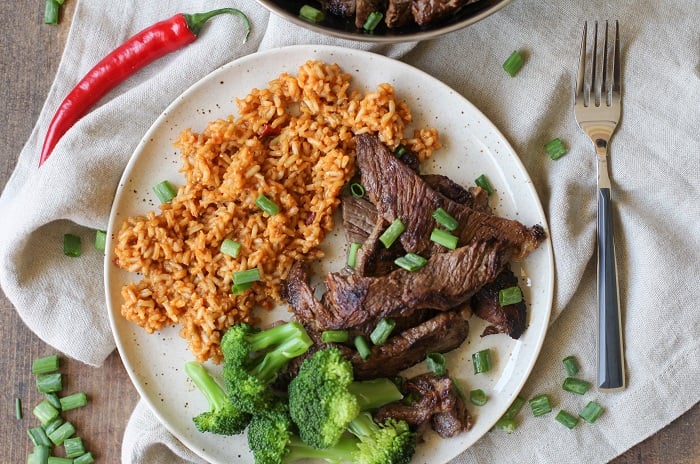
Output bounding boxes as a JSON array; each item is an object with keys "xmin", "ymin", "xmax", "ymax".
[{"xmin": 39, "ymin": 8, "xmax": 250, "ymax": 167}]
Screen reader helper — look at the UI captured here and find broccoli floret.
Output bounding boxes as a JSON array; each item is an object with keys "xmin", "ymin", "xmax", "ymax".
[
  {"xmin": 348, "ymin": 412, "xmax": 416, "ymax": 464},
  {"xmin": 247, "ymin": 400, "xmax": 359, "ymax": 464},
  {"xmin": 221, "ymin": 321, "xmax": 312, "ymax": 414},
  {"xmin": 184, "ymin": 361, "xmax": 250, "ymax": 435},
  {"xmin": 287, "ymin": 346, "xmax": 404, "ymax": 448}
]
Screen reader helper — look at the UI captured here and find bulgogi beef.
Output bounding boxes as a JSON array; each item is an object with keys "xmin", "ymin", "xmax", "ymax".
[
  {"xmin": 319, "ymin": 0, "xmax": 356, "ymax": 17},
  {"xmin": 355, "ymin": 133, "xmax": 546, "ymax": 260},
  {"xmin": 355, "ymin": 0, "xmax": 387, "ymax": 28},
  {"xmin": 471, "ymin": 266, "xmax": 528, "ymax": 338},
  {"xmin": 411, "ymin": 0, "xmax": 473, "ymax": 26}
]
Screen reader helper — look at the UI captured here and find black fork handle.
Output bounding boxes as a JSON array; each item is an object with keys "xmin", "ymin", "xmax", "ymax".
[{"xmin": 597, "ymin": 187, "xmax": 625, "ymax": 391}]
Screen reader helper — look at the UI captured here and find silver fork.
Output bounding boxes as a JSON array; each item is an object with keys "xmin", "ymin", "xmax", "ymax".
[{"xmin": 574, "ymin": 20, "xmax": 625, "ymax": 392}]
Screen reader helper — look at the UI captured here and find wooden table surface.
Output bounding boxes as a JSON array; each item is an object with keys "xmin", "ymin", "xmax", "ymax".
[{"xmin": 1, "ymin": 2, "xmax": 697, "ymax": 463}]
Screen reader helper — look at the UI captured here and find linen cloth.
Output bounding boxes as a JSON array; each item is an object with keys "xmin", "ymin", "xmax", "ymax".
[{"xmin": 1, "ymin": 0, "xmax": 698, "ymax": 463}]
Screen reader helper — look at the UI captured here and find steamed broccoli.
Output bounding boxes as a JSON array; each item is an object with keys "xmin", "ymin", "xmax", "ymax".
[
  {"xmin": 247, "ymin": 400, "xmax": 360, "ymax": 464},
  {"xmin": 184, "ymin": 361, "xmax": 250, "ymax": 435},
  {"xmin": 221, "ymin": 321, "xmax": 312, "ymax": 414},
  {"xmin": 347, "ymin": 412, "xmax": 416, "ymax": 464},
  {"xmin": 287, "ymin": 346, "xmax": 404, "ymax": 448}
]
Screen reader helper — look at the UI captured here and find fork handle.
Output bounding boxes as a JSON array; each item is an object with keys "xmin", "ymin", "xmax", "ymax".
[{"xmin": 597, "ymin": 187, "xmax": 626, "ymax": 391}]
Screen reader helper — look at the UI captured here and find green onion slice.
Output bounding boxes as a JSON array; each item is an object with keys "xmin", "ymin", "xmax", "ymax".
[
  {"xmin": 498, "ymin": 286, "xmax": 523, "ymax": 306},
  {"xmin": 231, "ymin": 282, "xmax": 253, "ymax": 294},
  {"xmin": 255, "ymin": 194, "xmax": 280, "ymax": 215},
  {"xmin": 502, "ymin": 395, "xmax": 526, "ymax": 420},
  {"xmin": 347, "ymin": 242, "xmax": 361, "ymax": 269},
  {"xmin": 555, "ymin": 410, "xmax": 580, "ymax": 429},
  {"xmin": 74, "ymin": 452, "xmax": 95, "ymax": 464},
  {"xmin": 15, "ymin": 397, "xmax": 22, "ymax": 420},
  {"xmin": 63, "ymin": 234, "xmax": 81, "ymax": 257},
  {"xmin": 430, "ymin": 228, "xmax": 458, "ymax": 250},
  {"xmin": 354, "ymin": 335, "xmax": 372, "ymax": 360},
  {"xmin": 43, "ymin": 416, "xmax": 65, "ymax": 435},
  {"xmin": 545, "ymin": 138, "xmax": 568, "ymax": 160},
  {"xmin": 469, "ymin": 389, "xmax": 488, "ymax": 406},
  {"xmin": 94, "ymin": 229, "xmax": 107, "ymax": 252},
  {"xmin": 363, "ymin": 11, "xmax": 383, "ymax": 31},
  {"xmin": 321, "ymin": 330, "xmax": 349, "ymax": 343},
  {"xmin": 44, "ymin": 0, "xmax": 60, "ymax": 24},
  {"xmin": 472, "ymin": 348, "xmax": 492, "ymax": 374},
  {"xmin": 562, "ymin": 355, "xmax": 580, "ymax": 376},
  {"xmin": 299, "ymin": 4, "xmax": 324, "ymax": 23},
  {"xmin": 393, "ymin": 145, "xmax": 407, "ymax": 158},
  {"xmin": 503, "ymin": 50, "xmax": 525, "ymax": 77},
  {"xmin": 153, "ymin": 180, "xmax": 177, "ymax": 203},
  {"xmin": 31, "ymin": 445, "xmax": 50, "ymax": 464},
  {"xmin": 48, "ymin": 421, "xmax": 75, "ymax": 446},
  {"xmin": 45, "ymin": 392, "xmax": 61, "ymax": 410},
  {"xmin": 494, "ymin": 417, "xmax": 516, "ymax": 433},
  {"xmin": 60, "ymin": 392, "xmax": 88, "ymax": 411},
  {"xmin": 379, "ymin": 218, "xmax": 405, "ymax": 248},
  {"xmin": 426, "ymin": 352, "xmax": 446, "ymax": 376},
  {"xmin": 350, "ymin": 183, "xmax": 365, "ymax": 199},
  {"xmin": 394, "ymin": 253, "xmax": 427, "ymax": 272},
  {"xmin": 220, "ymin": 239, "xmax": 242, "ymax": 258},
  {"xmin": 562, "ymin": 377, "xmax": 591, "ymax": 395},
  {"xmin": 32, "ymin": 354, "xmax": 60, "ymax": 374},
  {"xmin": 475, "ymin": 174, "xmax": 494, "ymax": 195},
  {"xmin": 36, "ymin": 373, "xmax": 63, "ymax": 393},
  {"xmin": 528, "ymin": 394, "xmax": 552, "ymax": 417},
  {"xmin": 32, "ymin": 400, "xmax": 59, "ymax": 425},
  {"xmin": 28, "ymin": 427, "xmax": 52, "ymax": 447},
  {"xmin": 370, "ymin": 318, "xmax": 396, "ymax": 345},
  {"xmin": 233, "ymin": 268, "xmax": 261, "ymax": 286},
  {"xmin": 579, "ymin": 401, "xmax": 604, "ymax": 423},
  {"xmin": 432, "ymin": 207, "xmax": 459, "ymax": 231},
  {"xmin": 64, "ymin": 437, "xmax": 86, "ymax": 458}
]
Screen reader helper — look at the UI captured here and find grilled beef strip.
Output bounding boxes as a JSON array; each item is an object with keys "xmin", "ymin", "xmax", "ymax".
[
  {"xmin": 411, "ymin": 0, "xmax": 473, "ymax": 26},
  {"xmin": 319, "ymin": 0, "xmax": 356, "ymax": 17},
  {"xmin": 355, "ymin": 133, "xmax": 546, "ymax": 261},
  {"xmin": 471, "ymin": 266, "xmax": 527, "ymax": 338},
  {"xmin": 375, "ymin": 372, "xmax": 472, "ymax": 438},
  {"xmin": 385, "ymin": 0, "xmax": 413, "ymax": 28},
  {"xmin": 355, "ymin": 0, "xmax": 388, "ymax": 28}
]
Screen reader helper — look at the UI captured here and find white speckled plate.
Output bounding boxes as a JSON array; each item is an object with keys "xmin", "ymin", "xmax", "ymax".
[{"xmin": 105, "ymin": 45, "xmax": 553, "ymax": 464}]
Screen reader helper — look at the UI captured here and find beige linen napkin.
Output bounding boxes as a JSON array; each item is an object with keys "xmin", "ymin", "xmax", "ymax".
[{"xmin": 1, "ymin": 0, "xmax": 698, "ymax": 463}]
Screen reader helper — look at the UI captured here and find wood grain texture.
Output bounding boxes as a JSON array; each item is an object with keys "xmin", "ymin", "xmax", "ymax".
[{"xmin": 0, "ymin": 2, "xmax": 696, "ymax": 463}]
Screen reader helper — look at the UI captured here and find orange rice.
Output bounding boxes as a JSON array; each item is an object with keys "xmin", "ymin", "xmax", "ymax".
[{"xmin": 113, "ymin": 60, "xmax": 441, "ymax": 362}]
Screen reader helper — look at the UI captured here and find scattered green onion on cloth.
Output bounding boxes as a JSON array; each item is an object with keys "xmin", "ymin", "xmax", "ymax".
[{"xmin": 0, "ymin": 1, "xmax": 698, "ymax": 464}]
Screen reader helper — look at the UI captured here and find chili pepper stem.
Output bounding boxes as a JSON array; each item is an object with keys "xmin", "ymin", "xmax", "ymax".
[{"xmin": 184, "ymin": 8, "xmax": 251, "ymax": 40}]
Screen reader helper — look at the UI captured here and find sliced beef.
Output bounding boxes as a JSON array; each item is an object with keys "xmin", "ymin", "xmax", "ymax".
[
  {"xmin": 350, "ymin": 306, "xmax": 471, "ymax": 380},
  {"xmin": 471, "ymin": 266, "xmax": 527, "ymax": 339},
  {"xmin": 342, "ymin": 196, "xmax": 378, "ymax": 244},
  {"xmin": 385, "ymin": 0, "xmax": 413, "ymax": 28},
  {"xmin": 411, "ymin": 0, "xmax": 472, "ymax": 26},
  {"xmin": 355, "ymin": 133, "xmax": 546, "ymax": 261},
  {"xmin": 355, "ymin": 0, "xmax": 387, "ymax": 28},
  {"xmin": 319, "ymin": 238, "xmax": 511, "ymax": 330},
  {"xmin": 375, "ymin": 372, "xmax": 472, "ymax": 438},
  {"xmin": 319, "ymin": 0, "xmax": 356, "ymax": 17}
]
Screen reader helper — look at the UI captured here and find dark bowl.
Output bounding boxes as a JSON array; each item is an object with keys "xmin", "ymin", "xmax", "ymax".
[{"xmin": 256, "ymin": 0, "xmax": 512, "ymax": 43}]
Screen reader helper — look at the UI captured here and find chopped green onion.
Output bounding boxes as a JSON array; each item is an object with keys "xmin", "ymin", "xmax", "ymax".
[
  {"xmin": 528, "ymin": 394, "xmax": 552, "ymax": 417},
  {"xmin": 233, "ymin": 268, "xmax": 261, "ymax": 286},
  {"xmin": 32, "ymin": 400, "xmax": 59, "ymax": 425},
  {"xmin": 503, "ymin": 50, "xmax": 525, "ymax": 77},
  {"xmin": 44, "ymin": 0, "xmax": 60, "ymax": 24},
  {"xmin": 379, "ymin": 218, "xmax": 405, "ymax": 248},
  {"xmin": 472, "ymin": 348, "xmax": 492, "ymax": 374},
  {"xmin": 394, "ymin": 253, "xmax": 427, "ymax": 272},
  {"xmin": 469, "ymin": 389, "xmax": 488, "ymax": 406},
  {"xmin": 36, "ymin": 373, "xmax": 62, "ymax": 393},
  {"xmin": 451, "ymin": 377, "xmax": 467, "ymax": 402},
  {"xmin": 545, "ymin": 138, "xmax": 568, "ymax": 160},
  {"xmin": 220, "ymin": 238, "xmax": 242, "ymax": 258},
  {"xmin": 28, "ymin": 427, "xmax": 52, "ymax": 447},
  {"xmin": 48, "ymin": 421, "xmax": 75, "ymax": 446},
  {"xmin": 74, "ymin": 452, "xmax": 95, "ymax": 464},
  {"xmin": 31, "ymin": 445, "xmax": 50, "ymax": 464},
  {"xmin": 363, "ymin": 11, "xmax": 383, "ymax": 31},
  {"xmin": 231, "ymin": 282, "xmax": 253, "ymax": 294},
  {"xmin": 153, "ymin": 180, "xmax": 177, "ymax": 203},
  {"xmin": 562, "ymin": 355, "xmax": 580, "ymax": 376},
  {"xmin": 48, "ymin": 457, "xmax": 74, "ymax": 464},
  {"xmin": 350, "ymin": 183, "xmax": 365, "ymax": 199},
  {"xmin": 555, "ymin": 410, "xmax": 580, "ymax": 429},
  {"xmin": 32, "ymin": 354, "xmax": 60, "ymax": 374},
  {"xmin": 299, "ymin": 4, "xmax": 324, "ymax": 23},
  {"xmin": 498, "ymin": 286, "xmax": 523, "ymax": 306},
  {"xmin": 321, "ymin": 330, "xmax": 349, "ymax": 343},
  {"xmin": 370, "ymin": 318, "xmax": 396, "ymax": 345},
  {"xmin": 347, "ymin": 242, "xmax": 361, "ymax": 268},
  {"xmin": 562, "ymin": 377, "xmax": 591, "ymax": 395},
  {"xmin": 494, "ymin": 417, "xmax": 516, "ymax": 433},
  {"xmin": 579, "ymin": 401, "xmax": 604, "ymax": 423},
  {"xmin": 60, "ymin": 392, "xmax": 88, "ymax": 411},
  {"xmin": 64, "ymin": 436, "xmax": 86, "ymax": 458},
  {"xmin": 430, "ymin": 228, "xmax": 458, "ymax": 249},
  {"xmin": 475, "ymin": 174, "xmax": 494, "ymax": 195},
  {"xmin": 431, "ymin": 207, "xmax": 459, "ymax": 231},
  {"xmin": 255, "ymin": 194, "xmax": 280, "ymax": 215},
  {"xmin": 45, "ymin": 392, "xmax": 61, "ymax": 410},
  {"xmin": 15, "ymin": 397, "xmax": 22, "ymax": 419},
  {"xmin": 94, "ymin": 229, "xmax": 107, "ymax": 252},
  {"xmin": 354, "ymin": 336, "xmax": 372, "ymax": 360},
  {"xmin": 63, "ymin": 234, "xmax": 81, "ymax": 257},
  {"xmin": 502, "ymin": 395, "xmax": 526, "ymax": 420},
  {"xmin": 43, "ymin": 416, "xmax": 65, "ymax": 435},
  {"xmin": 426, "ymin": 352, "xmax": 446, "ymax": 376},
  {"xmin": 393, "ymin": 145, "xmax": 407, "ymax": 158}
]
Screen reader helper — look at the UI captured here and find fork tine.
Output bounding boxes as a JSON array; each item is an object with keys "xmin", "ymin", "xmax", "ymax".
[
  {"xmin": 612, "ymin": 20, "xmax": 621, "ymax": 98},
  {"xmin": 603, "ymin": 21, "xmax": 610, "ymax": 106},
  {"xmin": 576, "ymin": 21, "xmax": 587, "ymax": 101},
  {"xmin": 591, "ymin": 21, "xmax": 599, "ymax": 107}
]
